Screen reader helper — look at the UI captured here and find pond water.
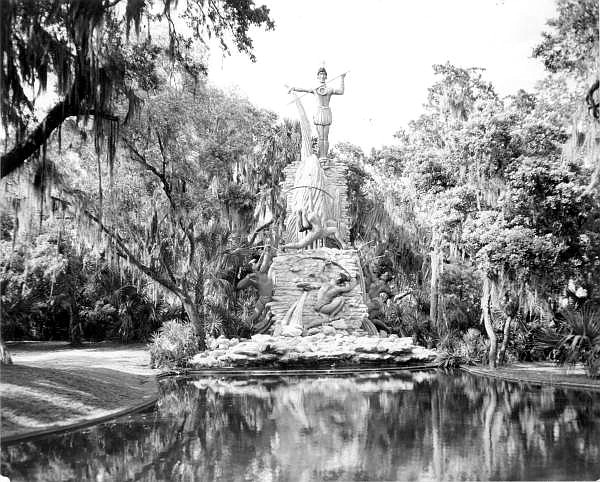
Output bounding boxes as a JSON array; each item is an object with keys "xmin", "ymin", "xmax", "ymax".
[{"xmin": 2, "ymin": 370, "xmax": 600, "ymax": 481}]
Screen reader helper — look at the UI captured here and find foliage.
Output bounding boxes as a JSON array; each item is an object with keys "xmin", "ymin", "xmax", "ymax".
[
  {"xmin": 532, "ymin": 0, "xmax": 598, "ymax": 76},
  {"xmin": 1, "ymin": 0, "xmax": 274, "ymax": 178},
  {"xmin": 1, "ymin": 230, "xmax": 78, "ymax": 341},
  {"xmin": 0, "ymin": 222, "xmax": 175, "ymax": 343},
  {"xmin": 346, "ymin": 19, "xmax": 600, "ymax": 371},
  {"xmin": 439, "ymin": 263, "xmax": 481, "ymax": 330},
  {"xmin": 554, "ymin": 305, "xmax": 600, "ymax": 377},
  {"xmin": 148, "ymin": 320, "xmax": 198, "ymax": 368},
  {"xmin": 436, "ymin": 328, "xmax": 489, "ymax": 368}
]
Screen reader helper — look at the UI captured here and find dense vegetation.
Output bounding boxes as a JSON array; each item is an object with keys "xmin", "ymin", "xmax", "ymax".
[{"xmin": 2, "ymin": 0, "xmax": 600, "ymax": 375}]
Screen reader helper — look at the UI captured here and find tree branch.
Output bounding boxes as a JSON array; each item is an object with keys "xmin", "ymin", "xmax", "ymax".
[
  {"xmin": 247, "ymin": 218, "xmax": 274, "ymax": 246},
  {"xmin": 121, "ymin": 135, "xmax": 177, "ymax": 211},
  {"xmin": 1, "ymin": 98, "xmax": 78, "ymax": 178},
  {"xmin": 0, "ymin": 98, "xmax": 119, "ymax": 179},
  {"xmin": 51, "ymin": 194, "xmax": 183, "ymax": 297},
  {"xmin": 124, "ymin": 132, "xmax": 197, "ymax": 270}
]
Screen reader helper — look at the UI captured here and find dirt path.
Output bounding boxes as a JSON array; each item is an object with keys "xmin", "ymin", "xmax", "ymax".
[{"xmin": 0, "ymin": 342, "xmax": 162, "ymax": 440}]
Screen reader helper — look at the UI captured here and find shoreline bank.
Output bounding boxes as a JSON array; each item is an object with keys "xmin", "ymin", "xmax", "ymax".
[{"xmin": 1, "ymin": 342, "xmax": 161, "ymax": 444}]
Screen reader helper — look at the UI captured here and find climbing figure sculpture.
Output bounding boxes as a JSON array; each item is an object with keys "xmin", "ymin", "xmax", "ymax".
[
  {"xmin": 237, "ymin": 247, "xmax": 274, "ymax": 333},
  {"xmin": 288, "ymin": 67, "xmax": 346, "ymax": 159}
]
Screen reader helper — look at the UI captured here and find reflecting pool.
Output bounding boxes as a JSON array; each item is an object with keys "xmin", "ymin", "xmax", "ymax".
[{"xmin": 2, "ymin": 370, "xmax": 600, "ymax": 481}]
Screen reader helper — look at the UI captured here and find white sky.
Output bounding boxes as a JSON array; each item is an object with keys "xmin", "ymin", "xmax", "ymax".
[{"xmin": 206, "ymin": 0, "xmax": 558, "ymax": 152}]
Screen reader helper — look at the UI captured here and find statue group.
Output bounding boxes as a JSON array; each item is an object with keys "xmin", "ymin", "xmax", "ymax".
[{"xmin": 238, "ymin": 65, "xmax": 372, "ymax": 335}]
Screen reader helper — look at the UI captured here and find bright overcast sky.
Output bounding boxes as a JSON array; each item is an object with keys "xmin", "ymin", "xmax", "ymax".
[{"xmin": 206, "ymin": 0, "xmax": 558, "ymax": 152}]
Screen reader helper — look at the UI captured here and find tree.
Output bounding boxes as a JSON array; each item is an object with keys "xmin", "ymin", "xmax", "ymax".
[
  {"xmin": 0, "ymin": 0, "xmax": 274, "ymax": 179},
  {"xmin": 532, "ymin": 0, "xmax": 598, "ymax": 76},
  {"xmin": 360, "ymin": 57, "xmax": 600, "ymax": 368},
  {"xmin": 0, "ymin": 1, "xmax": 275, "ymax": 360},
  {"xmin": 54, "ymin": 83, "xmax": 283, "ymax": 348}
]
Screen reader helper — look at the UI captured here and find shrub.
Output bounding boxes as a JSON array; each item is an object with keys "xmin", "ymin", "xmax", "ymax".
[
  {"xmin": 148, "ymin": 320, "xmax": 199, "ymax": 369},
  {"xmin": 80, "ymin": 302, "xmax": 118, "ymax": 340},
  {"xmin": 555, "ymin": 305, "xmax": 600, "ymax": 378},
  {"xmin": 436, "ymin": 328, "xmax": 488, "ymax": 367}
]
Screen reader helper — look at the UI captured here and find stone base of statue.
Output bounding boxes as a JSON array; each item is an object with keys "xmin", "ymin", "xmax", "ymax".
[
  {"xmin": 190, "ymin": 333, "xmax": 437, "ymax": 369},
  {"xmin": 265, "ymin": 248, "xmax": 369, "ymax": 336}
]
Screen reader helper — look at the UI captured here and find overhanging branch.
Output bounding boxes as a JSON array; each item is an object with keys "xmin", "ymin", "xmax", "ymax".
[
  {"xmin": 1, "ymin": 100, "xmax": 119, "ymax": 179},
  {"xmin": 52, "ymin": 194, "xmax": 182, "ymax": 296},
  {"xmin": 1, "ymin": 99, "xmax": 78, "ymax": 178}
]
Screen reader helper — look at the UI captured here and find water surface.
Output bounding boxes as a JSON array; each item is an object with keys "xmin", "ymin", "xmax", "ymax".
[{"xmin": 2, "ymin": 370, "xmax": 600, "ymax": 481}]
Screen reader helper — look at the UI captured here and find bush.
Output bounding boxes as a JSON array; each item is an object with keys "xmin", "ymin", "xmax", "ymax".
[
  {"xmin": 555, "ymin": 305, "xmax": 600, "ymax": 378},
  {"xmin": 436, "ymin": 328, "xmax": 488, "ymax": 367},
  {"xmin": 148, "ymin": 320, "xmax": 199, "ymax": 369},
  {"xmin": 80, "ymin": 301, "xmax": 118, "ymax": 340}
]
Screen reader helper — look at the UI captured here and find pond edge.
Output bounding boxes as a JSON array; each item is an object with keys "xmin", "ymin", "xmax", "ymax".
[
  {"xmin": 461, "ymin": 365, "xmax": 600, "ymax": 392},
  {"xmin": 1, "ymin": 398, "xmax": 158, "ymax": 446}
]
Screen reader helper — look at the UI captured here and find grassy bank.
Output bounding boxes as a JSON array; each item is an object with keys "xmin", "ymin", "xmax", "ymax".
[{"xmin": 0, "ymin": 342, "xmax": 160, "ymax": 440}]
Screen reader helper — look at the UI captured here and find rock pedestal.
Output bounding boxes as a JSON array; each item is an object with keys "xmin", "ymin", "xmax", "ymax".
[
  {"xmin": 191, "ymin": 333, "xmax": 437, "ymax": 369},
  {"xmin": 267, "ymin": 247, "xmax": 369, "ymax": 336}
]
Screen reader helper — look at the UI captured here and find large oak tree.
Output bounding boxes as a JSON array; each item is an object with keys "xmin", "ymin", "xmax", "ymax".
[{"xmin": 0, "ymin": 0, "xmax": 274, "ymax": 178}]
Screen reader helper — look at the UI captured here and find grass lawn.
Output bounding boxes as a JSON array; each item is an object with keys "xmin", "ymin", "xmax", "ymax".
[{"xmin": 0, "ymin": 342, "xmax": 160, "ymax": 439}]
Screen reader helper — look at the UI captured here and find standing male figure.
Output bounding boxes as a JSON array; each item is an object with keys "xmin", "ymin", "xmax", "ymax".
[{"xmin": 289, "ymin": 67, "xmax": 345, "ymax": 159}]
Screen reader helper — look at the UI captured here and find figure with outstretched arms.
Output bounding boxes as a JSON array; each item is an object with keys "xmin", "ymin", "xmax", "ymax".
[{"xmin": 288, "ymin": 67, "xmax": 346, "ymax": 159}]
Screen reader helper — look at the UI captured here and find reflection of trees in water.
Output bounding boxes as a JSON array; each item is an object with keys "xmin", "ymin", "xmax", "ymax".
[{"xmin": 2, "ymin": 372, "xmax": 600, "ymax": 481}]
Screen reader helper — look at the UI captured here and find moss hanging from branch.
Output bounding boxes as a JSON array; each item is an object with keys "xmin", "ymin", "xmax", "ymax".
[{"xmin": 1, "ymin": 0, "xmax": 274, "ymax": 180}]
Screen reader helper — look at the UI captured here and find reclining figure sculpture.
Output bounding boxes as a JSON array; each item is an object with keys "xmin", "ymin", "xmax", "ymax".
[{"xmin": 314, "ymin": 273, "xmax": 358, "ymax": 318}]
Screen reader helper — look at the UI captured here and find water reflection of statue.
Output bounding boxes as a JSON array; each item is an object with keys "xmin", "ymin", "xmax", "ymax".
[
  {"xmin": 314, "ymin": 273, "xmax": 358, "ymax": 318},
  {"xmin": 289, "ymin": 67, "xmax": 345, "ymax": 159}
]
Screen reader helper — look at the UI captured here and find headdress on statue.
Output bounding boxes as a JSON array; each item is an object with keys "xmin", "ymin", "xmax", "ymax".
[{"xmin": 317, "ymin": 66, "xmax": 327, "ymax": 77}]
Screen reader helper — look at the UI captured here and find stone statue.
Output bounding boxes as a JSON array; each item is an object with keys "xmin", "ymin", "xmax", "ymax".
[
  {"xmin": 314, "ymin": 273, "xmax": 358, "ymax": 318},
  {"xmin": 237, "ymin": 247, "xmax": 274, "ymax": 333},
  {"xmin": 284, "ymin": 91, "xmax": 333, "ymax": 245},
  {"xmin": 365, "ymin": 267, "xmax": 393, "ymax": 333},
  {"xmin": 282, "ymin": 210, "xmax": 344, "ymax": 251},
  {"xmin": 289, "ymin": 67, "xmax": 346, "ymax": 159}
]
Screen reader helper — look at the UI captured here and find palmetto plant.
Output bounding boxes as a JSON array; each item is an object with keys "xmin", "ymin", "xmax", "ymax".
[{"xmin": 556, "ymin": 304, "xmax": 600, "ymax": 378}]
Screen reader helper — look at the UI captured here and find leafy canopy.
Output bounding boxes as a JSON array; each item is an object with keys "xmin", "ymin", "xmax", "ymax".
[{"xmin": 0, "ymin": 0, "xmax": 274, "ymax": 178}]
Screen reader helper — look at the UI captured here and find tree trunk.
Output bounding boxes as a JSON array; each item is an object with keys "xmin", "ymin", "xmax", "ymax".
[
  {"xmin": 497, "ymin": 316, "xmax": 512, "ymax": 366},
  {"xmin": 481, "ymin": 276, "xmax": 497, "ymax": 369},
  {"xmin": 68, "ymin": 303, "xmax": 82, "ymax": 346},
  {"xmin": 0, "ymin": 335, "xmax": 12, "ymax": 365},
  {"xmin": 429, "ymin": 246, "xmax": 442, "ymax": 333},
  {"xmin": 0, "ymin": 293, "xmax": 13, "ymax": 364},
  {"xmin": 182, "ymin": 297, "xmax": 206, "ymax": 351}
]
